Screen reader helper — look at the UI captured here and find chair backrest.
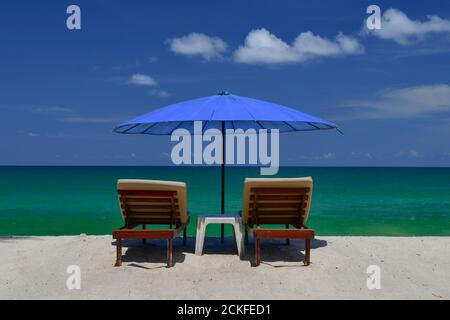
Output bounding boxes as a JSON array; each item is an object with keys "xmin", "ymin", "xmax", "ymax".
[
  {"xmin": 117, "ymin": 179, "xmax": 188, "ymax": 227},
  {"xmin": 242, "ymin": 177, "xmax": 313, "ymax": 227}
]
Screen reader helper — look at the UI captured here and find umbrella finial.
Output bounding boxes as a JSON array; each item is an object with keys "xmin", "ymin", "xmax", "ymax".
[{"xmin": 217, "ymin": 90, "xmax": 230, "ymax": 96}]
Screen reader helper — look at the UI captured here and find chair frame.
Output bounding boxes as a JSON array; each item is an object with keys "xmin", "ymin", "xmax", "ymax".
[
  {"xmin": 112, "ymin": 189, "xmax": 188, "ymax": 268},
  {"xmin": 243, "ymin": 187, "xmax": 315, "ymax": 266}
]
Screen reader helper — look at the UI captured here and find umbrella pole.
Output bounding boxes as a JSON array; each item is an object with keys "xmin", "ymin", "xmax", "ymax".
[{"xmin": 221, "ymin": 121, "xmax": 225, "ymax": 244}]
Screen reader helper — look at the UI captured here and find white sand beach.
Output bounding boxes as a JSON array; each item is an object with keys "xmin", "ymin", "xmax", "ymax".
[{"xmin": 1, "ymin": 236, "xmax": 449, "ymax": 300}]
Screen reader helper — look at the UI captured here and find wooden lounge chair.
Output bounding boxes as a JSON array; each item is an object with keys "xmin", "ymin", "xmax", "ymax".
[
  {"xmin": 112, "ymin": 179, "xmax": 189, "ymax": 268},
  {"xmin": 241, "ymin": 177, "xmax": 315, "ymax": 266}
]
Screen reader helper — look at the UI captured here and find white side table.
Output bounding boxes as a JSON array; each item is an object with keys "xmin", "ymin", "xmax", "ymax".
[{"xmin": 195, "ymin": 215, "xmax": 245, "ymax": 258}]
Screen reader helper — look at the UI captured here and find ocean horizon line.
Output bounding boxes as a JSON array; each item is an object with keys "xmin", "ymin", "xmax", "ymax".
[{"xmin": 1, "ymin": 164, "xmax": 450, "ymax": 168}]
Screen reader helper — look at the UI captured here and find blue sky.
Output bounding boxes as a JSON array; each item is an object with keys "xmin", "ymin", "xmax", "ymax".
[{"xmin": 1, "ymin": 0, "xmax": 450, "ymax": 166}]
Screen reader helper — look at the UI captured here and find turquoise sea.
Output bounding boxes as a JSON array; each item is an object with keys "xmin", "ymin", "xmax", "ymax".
[{"xmin": 0, "ymin": 166, "xmax": 449, "ymax": 236}]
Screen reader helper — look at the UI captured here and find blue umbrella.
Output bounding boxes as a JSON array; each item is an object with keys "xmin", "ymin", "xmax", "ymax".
[{"xmin": 114, "ymin": 91, "xmax": 340, "ymax": 242}]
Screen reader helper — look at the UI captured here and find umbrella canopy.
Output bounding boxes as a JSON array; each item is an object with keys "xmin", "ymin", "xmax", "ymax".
[{"xmin": 114, "ymin": 92, "xmax": 339, "ymax": 135}]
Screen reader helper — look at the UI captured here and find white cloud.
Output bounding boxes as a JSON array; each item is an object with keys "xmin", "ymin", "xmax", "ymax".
[
  {"xmin": 2, "ymin": 104, "xmax": 128, "ymax": 125},
  {"xmin": 30, "ymin": 106, "xmax": 72, "ymax": 113},
  {"xmin": 167, "ymin": 33, "xmax": 228, "ymax": 60},
  {"xmin": 129, "ymin": 74, "xmax": 157, "ymax": 86},
  {"xmin": 128, "ymin": 74, "xmax": 170, "ymax": 97},
  {"xmin": 62, "ymin": 116, "xmax": 126, "ymax": 123},
  {"xmin": 343, "ymin": 84, "xmax": 450, "ymax": 119},
  {"xmin": 294, "ymin": 32, "xmax": 363, "ymax": 56},
  {"xmin": 148, "ymin": 89, "xmax": 171, "ymax": 97},
  {"xmin": 351, "ymin": 151, "xmax": 373, "ymax": 159},
  {"xmin": 320, "ymin": 152, "xmax": 336, "ymax": 160},
  {"xmin": 299, "ymin": 152, "xmax": 336, "ymax": 160},
  {"xmin": 0, "ymin": 105, "xmax": 72, "ymax": 114},
  {"xmin": 234, "ymin": 29, "xmax": 299, "ymax": 64},
  {"xmin": 366, "ymin": 8, "xmax": 450, "ymax": 45},
  {"xmin": 233, "ymin": 28, "xmax": 363, "ymax": 64},
  {"xmin": 394, "ymin": 149, "xmax": 422, "ymax": 158}
]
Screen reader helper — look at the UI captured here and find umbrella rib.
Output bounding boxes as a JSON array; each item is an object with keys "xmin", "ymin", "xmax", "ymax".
[
  {"xmin": 284, "ymin": 121, "xmax": 297, "ymax": 131},
  {"xmin": 255, "ymin": 121, "xmax": 265, "ymax": 130},
  {"xmin": 209, "ymin": 108, "xmax": 216, "ymax": 122},
  {"xmin": 201, "ymin": 120, "xmax": 206, "ymax": 132},
  {"xmin": 307, "ymin": 122, "xmax": 321, "ymax": 130},
  {"xmin": 122, "ymin": 124, "xmax": 140, "ymax": 133},
  {"xmin": 142, "ymin": 122, "xmax": 158, "ymax": 134},
  {"xmin": 238, "ymin": 98, "xmax": 257, "ymax": 121},
  {"xmin": 237, "ymin": 98, "xmax": 266, "ymax": 130},
  {"xmin": 168, "ymin": 121, "xmax": 184, "ymax": 135}
]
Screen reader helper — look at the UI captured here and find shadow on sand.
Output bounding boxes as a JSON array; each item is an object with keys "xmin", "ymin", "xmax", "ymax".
[
  {"xmin": 0, "ymin": 236, "xmax": 44, "ymax": 243},
  {"xmin": 112, "ymin": 238, "xmax": 188, "ymax": 269},
  {"xmin": 112, "ymin": 236, "xmax": 327, "ymax": 268},
  {"xmin": 244, "ymin": 238, "xmax": 328, "ymax": 267}
]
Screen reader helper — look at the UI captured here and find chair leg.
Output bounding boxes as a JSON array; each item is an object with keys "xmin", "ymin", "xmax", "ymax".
[
  {"xmin": 233, "ymin": 221, "xmax": 244, "ymax": 258},
  {"xmin": 183, "ymin": 226, "xmax": 187, "ymax": 246},
  {"xmin": 255, "ymin": 238, "xmax": 261, "ymax": 267},
  {"xmin": 167, "ymin": 239, "xmax": 173, "ymax": 268},
  {"xmin": 115, "ymin": 238, "xmax": 122, "ymax": 267},
  {"xmin": 285, "ymin": 224, "xmax": 290, "ymax": 245},
  {"xmin": 304, "ymin": 239, "xmax": 311, "ymax": 266},
  {"xmin": 142, "ymin": 224, "xmax": 146, "ymax": 245},
  {"xmin": 231, "ymin": 226, "xmax": 237, "ymax": 254},
  {"xmin": 195, "ymin": 220, "xmax": 207, "ymax": 256}
]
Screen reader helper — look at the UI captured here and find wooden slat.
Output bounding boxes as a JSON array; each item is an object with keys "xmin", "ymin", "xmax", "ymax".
[
  {"xmin": 248, "ymin": 203, "xmax": 303, "ymax": 208},
  {"xmin": 250, "ymin": 212, "xmax": 298, "ymax": 219},
  {"xmin": 250, "ymin": 195, "xmax": 307, "ymax": 201},
  {"xmin": 249, "ymin": 209, "xmax": 303, "ymax": 214},
  {"xmin": 249, "ymin": 199, "xmax": 303, "ymax": 204},
  {"xmin": 128, "ymin": 216, "xmax": 176, "ymax": 221},
  {"xmin": 249, "ymin": 217, "xmax": 303, "ymax": 222},
  {"xmin": 250, "ymin": 187, "xmax": 310, "ymax": 194},
  {"xmin": 128, "ymin": 211, "xmax": 176, "ymax": 219},
  {"xmin": 121, "ymin": 202, "xmax": 177, "ymax": 209},
  {"xmin": 121, "ymin": 197, "xmax": 178, "ymax": 203},
  {"xmin": 127, "ymin": 206, "xmax": 178, "ymax": 213},
  {"xmin": 113, "ymin": 229, "xmax": 176, "ymax": 239},
  {"xmin": 250, "ymin": 218, "xmax": 300, "ymax": 224},
  {"xmin": 127, "ymin": 219, "xmax": 179, "ymax": 225},
  {"xmin": 252, "ymin": 228, "xmax": 314, "ymax": 239},
  {"xmin": 127, "ymin": 215, "xmax": 180, "ymax": 220},
  {"xmin": 127, "ymin": 204, "xmax": 180, "ymax": 210},
  {"xmin": 127, "ymin": 212, "xmax": 175, "ymax": 216},
  {"xmin": 250, "ymin": 196, "xmax": 305, "ymax": 200},
  {"xmin": 113, "ymin": 220, "xmax": 187, "ymax": 240},
  {"xmin": 126, "ymin": 204, "xmax": 178, "ymax": 210},
  {"xmin": 118, "ymin": 190, "xmax": 176, "ymax": 197}
]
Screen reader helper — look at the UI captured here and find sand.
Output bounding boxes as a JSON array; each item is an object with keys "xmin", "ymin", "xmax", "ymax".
[{"xmin": 1, "ymin": 236, "xmax": 449, "ymax": 299}]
